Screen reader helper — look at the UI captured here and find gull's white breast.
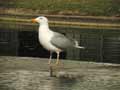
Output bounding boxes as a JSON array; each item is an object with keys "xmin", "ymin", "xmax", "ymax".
[{"xmin": 38, "ymin": 29, "xmax": 60, "ymax": 52}]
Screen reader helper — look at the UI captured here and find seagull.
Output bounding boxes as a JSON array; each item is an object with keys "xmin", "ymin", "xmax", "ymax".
[{"xmin": 32, "ymin": 16, "xmax": 84, "ymax": 65}]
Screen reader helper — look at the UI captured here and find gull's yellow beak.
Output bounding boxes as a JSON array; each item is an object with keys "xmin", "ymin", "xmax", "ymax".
[{"xmin": 32, "ymin": 19, "xmax": 37, "ymax": 23}]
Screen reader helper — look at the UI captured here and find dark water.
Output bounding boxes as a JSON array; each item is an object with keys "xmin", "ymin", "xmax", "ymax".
[{"xmin": 0, "ymin": 56, "xmax": 120, "ymax": 90}]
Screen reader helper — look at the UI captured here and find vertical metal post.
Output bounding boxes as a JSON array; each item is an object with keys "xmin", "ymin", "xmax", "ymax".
[{"xmin": 100, "ymin": 30, "xmax": 103, "ymax": 63}]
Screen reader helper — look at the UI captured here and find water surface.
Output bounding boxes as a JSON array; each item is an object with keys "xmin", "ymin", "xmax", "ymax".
[{"xmin": 0, "ymin": 56, "xmax": 120, "ymax": 90}]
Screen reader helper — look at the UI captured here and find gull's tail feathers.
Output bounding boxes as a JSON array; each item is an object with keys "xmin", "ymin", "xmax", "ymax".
[{"xmin": 74, "ymin": 40, "xmax": 85, "ymax": 49}]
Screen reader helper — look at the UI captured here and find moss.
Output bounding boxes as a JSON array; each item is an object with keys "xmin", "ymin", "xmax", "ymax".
[{"xmin": 1, "ymin": 0, "xmax": 120, "ymax": 16}]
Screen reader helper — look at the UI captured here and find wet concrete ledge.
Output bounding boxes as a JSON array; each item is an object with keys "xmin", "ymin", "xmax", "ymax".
[{"xmin": 0, "ymin": 56, "xmax": 120, "ymax": 78}]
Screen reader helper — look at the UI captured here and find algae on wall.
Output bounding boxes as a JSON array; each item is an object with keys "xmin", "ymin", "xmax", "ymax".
[{"xmin": 0, "ymin": 0, "xmax": 120, "ymax": 16}]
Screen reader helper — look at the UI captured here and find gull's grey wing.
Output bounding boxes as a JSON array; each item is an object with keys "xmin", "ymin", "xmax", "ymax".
[{"xmin": 50, "ymin": 32, "xmax": 75, "ymax": 50}]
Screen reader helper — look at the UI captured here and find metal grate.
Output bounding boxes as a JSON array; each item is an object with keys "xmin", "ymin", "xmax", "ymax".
[
  {"xmin": 0, "ymin": 25, "xmax": 120, "ymax": 63},
  {"xmin": 0, "ymin": 29, "xmax": 18, "ymax": 56}
]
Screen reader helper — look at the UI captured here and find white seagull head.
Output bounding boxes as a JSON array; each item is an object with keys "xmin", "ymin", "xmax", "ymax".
[{"xmin": 32, "ymin": 16, "xmax": 48, "ymax": 24}]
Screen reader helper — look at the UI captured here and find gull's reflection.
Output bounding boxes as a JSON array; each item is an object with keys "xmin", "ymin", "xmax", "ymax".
[{"xmin": 0, "ymin": 70, "xmax": 78, "ymax": 90}]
